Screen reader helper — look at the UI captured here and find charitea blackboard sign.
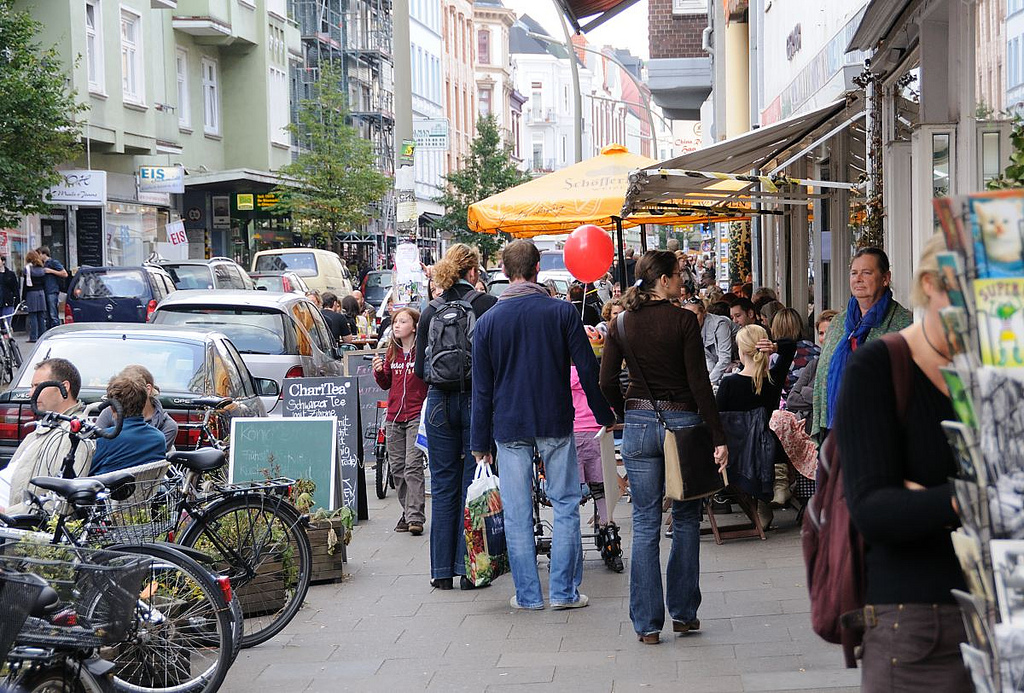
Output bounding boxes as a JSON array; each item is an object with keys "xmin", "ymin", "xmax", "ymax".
[{"xmin": 282, "ymin": 377, "xmax": 361, "ymax": 521}]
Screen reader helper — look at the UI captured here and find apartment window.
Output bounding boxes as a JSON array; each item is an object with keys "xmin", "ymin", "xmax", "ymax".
[
  {"xmin": 85, "ymin": 1, "xmax": 104, "ymax": 92},
  {"xmin": 176, "ymin": 49, "xmax": 190, "ymax": 128},
  {"xmin": 672, "ymin": 0, "xmax": 705, "ymax": 14},
  {"xmin": 478, "ymin": 29, "xmax": 490, "ymax": 65},
  {"xmin": 532, "ymin": 141, "xmax": 543, "ymax": 169},
  {"xmin": 202, "ymin": 57, "xmax": 220, "ymax": 135},
  {"xmin": 479, "ymin": 87, "xmax": 492, "ymax": 116},
  {"xmin": 120, "ymin": 9, "xmax": 143, "ymax": 103},
  {"xmin": 269, "ymin": 66, "xmax": 289, "ymax": 145},
  {"xmin": 531, "ymin": 82, "xmax": 543, "ymax": 120}
]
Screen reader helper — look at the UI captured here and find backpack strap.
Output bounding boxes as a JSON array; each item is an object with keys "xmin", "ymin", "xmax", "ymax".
[{"xmin": 880, "ymin": 333, "xmax": 914, "ymax": 423}]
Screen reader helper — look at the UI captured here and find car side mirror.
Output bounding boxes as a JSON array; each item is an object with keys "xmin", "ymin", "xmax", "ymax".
[{"xmin": 253, "ymin": 377, "xmax": 281, "ymax": 397}]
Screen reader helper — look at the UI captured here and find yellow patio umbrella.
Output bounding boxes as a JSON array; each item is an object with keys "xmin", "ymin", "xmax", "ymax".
[{"xmin": 467, "ymin": 144, "xmax": 746, "ymax": 238}]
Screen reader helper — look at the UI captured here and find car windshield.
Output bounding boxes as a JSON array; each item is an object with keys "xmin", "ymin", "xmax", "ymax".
[
  {"xmin": 365, "ymin": 272, "xmax": 392, "ymax": 288},
  {"xmin": 164, "ymin": 264, "xmax": 215, "ymax": 290},
  {"xmin": 22, "ymin": 337, "xmax": 207, "ymax": 393},
  {"xmin": 252, "ymin": 275, "xmax": 285, "ymax": 292},
  {"xmin": 152, "ymin": 307, "xmax": 289, "ymax": 355},
  {"xmin": 72, "ymin": 270, "xmax": 147, "ymax": 299},
  {"xmin": 539, "ymin": 253, "xmax": 565, "ymax": 271},
  {"xmin": 255, "ymin": 253, "xmax": 317, "ymax": 277}
]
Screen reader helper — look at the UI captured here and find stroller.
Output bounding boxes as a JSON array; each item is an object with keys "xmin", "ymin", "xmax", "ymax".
[{"xmin": 531, "ymin": 444, "xmax": 624, "ymax": 573}]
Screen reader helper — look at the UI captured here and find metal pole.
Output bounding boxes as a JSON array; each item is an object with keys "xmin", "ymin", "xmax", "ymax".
[
  {"xmin": 639, "ymin": 223, "xmax": 648, "ymax": 253},
  {"xmin": 615, "ymin": 216, "xmax": 626, "ymax": 288},
  {"xmin": 558, "ymin": 11, "xmax": 583, "ymax": 163},
  {"xmin": 393, "ymin": 0, "xmax": 416, "ymax": 239}
]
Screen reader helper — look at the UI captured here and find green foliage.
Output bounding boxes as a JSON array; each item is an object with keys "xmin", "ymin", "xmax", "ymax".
[
  {"xmin": 434, "ymin": 115, "xmax": 531, "ymax": 266},
  {"xmin": 273, "ymin": 62, "xmax": 391, "ymax": 242},
  {"xmin": 988, "ymin": 118, "xmax": 1024, "ymax": 190},
  {"xmin": 0, "ymin": 0, "xmax": 85, "ymax": 227}
]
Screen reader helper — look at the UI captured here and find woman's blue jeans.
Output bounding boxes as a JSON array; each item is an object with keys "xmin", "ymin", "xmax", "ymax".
[
  {"xmin": 424, "ymin": 388, "xmax": 475, "ymax": 579},
  {"xmin": 28, "ymin": 310, "xmax": 45, "ymax": 341},
  {"xmin": 622, "ymin": 409, "xmax": 704, "ymax": 636}
]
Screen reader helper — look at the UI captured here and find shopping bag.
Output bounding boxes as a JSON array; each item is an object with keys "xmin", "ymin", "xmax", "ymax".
[
  {"xmin": 463, "ymin": 462, "xmax": 509, "ymax": 587},
  {"xmin": 415, "ymin": 406, "xmax": 428, "ymax": 454},
  {"xmin": 597, "ymin": 427, "xmax": 622, "ymax": 523}
]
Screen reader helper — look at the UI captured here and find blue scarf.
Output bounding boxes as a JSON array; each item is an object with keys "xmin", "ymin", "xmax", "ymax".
[{"xmin": 825, "ymin": 289, "xmax": 892, "ymax": 428}]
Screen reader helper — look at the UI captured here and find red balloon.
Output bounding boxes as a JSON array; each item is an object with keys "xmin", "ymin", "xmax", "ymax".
[{"xmin": 564, "ymin": 224, "xmax": 614, "ymax": 283}]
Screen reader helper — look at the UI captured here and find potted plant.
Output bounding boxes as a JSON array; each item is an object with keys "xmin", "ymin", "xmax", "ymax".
[{"xmin": 288, "ymin": 477, "xmax": 353, "ymax": 584}]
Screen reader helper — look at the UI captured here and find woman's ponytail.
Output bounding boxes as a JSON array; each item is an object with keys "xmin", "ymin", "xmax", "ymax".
[{"xmin": 736, "ymin": 324, "xmax": 772, "ymax": 396}]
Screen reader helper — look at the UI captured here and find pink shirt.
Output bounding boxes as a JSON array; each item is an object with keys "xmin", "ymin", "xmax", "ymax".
[{"xmin": 570, "ymin": 366, "xmax": 602, "ymax": 432}]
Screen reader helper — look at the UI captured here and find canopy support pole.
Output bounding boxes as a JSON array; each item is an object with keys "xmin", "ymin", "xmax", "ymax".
[
  {"xmin": 615, "ymin": 217, "xmax": 626, "ymax": 289},
  {"xmin": 640, "ymin": 224, "xmax": 648, "ymax": 253}
]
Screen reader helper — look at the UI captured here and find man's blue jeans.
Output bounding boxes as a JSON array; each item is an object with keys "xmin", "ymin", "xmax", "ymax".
[
  {"xmin": 497, "ymin": 436, "xmax": 583, "ymax": 609},
  {"xmin": 44, "ymin": 292, "xmax": 59, "ymax": 330},
  {"xmin": 424, "ymin": 389, "xmax": 475, "ymax": 579},
  {"xmin": 622, "ymin": 409, "xmax": 704, "ymax": 635}
]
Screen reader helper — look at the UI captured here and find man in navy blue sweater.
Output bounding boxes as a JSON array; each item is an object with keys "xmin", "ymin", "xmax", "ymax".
[{"xmin": 471, "ymin": 240, "xmax": 614, "ymax": 611}]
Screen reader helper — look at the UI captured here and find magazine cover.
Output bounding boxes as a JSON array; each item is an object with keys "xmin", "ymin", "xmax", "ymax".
[
  {"xmin": 943, "ymin": 420, "xmax": 987, "ymax": 485},
  {"xmin": 937, "ymin": 251, "xmax": 968, "ymax": 309},
  {"xmin": 977, "ymin": 368, "xmax": 1024, "ymax": 479},
  {"xmin": 974, "ymin": 279, "xmax": 1024, "ymax": 367},
  {"xmin": 942, "ymin": 367, "xmax": 979, "ymax": 429},
  {"xmin": 934, "ymin": 196, "xmax": 972, "ymax": 258},
  {"xmin": 968, "ymin": 191, "xmax": 1024, "ymax": 278}
]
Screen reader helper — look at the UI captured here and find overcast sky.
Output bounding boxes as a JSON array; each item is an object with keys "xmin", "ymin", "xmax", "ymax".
[{"xmin": 501, "ymin": 0, "xmax": 650, "ymax": 60}]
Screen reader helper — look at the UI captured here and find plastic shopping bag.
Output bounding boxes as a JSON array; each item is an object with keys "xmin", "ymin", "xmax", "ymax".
[
  {"xmin": 463, "ymin": 462, "xmax": 509, "ymax": 587},
  {"xmin": 415, "ymin": 406, "xmax": 428, "ymax": 454}
]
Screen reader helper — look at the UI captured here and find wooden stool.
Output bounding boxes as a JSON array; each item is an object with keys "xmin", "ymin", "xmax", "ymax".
[{"xmin": 702, "ymin": 491, "xmax": 766, "ymax": 544}]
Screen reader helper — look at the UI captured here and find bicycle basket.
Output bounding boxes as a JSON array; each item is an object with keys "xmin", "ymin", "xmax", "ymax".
[
  {"xmin": 0, "ymin": 572, "xmax": 44, "ymax": 660},
  {"xmin": 78, "ymin": 476, "xmax": 182, "ymax": 546},
  {"xmin": 0, "ymin": 540, "xmax": 152, "ymax": 647}
]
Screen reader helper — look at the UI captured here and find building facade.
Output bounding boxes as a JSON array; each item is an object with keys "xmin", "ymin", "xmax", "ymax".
[
  {"xmin": 1007, "ymin": 0, "xmax": 1024, "ymax": 112},
  {"xmin": 13, "ymin": 0, "xmax": 301, "ymax": 270},
  {"xmin": 442, "ymin": 0, "xmax": 476, "ymax": 173},
  {"xmin": 410, "ymin": 0, "xmax": 445, "ymax": 258},
  {"xmin": 472, "ymin": 0, "xmax": 516, "ymax": 140},
  {"xmin": 977, "ymin": 0, "xmax": 1005, "ymax": 113}
]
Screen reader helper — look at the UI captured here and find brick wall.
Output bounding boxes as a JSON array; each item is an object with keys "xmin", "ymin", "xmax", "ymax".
[{"xmin": 648, "ymin": 0, "xmax": 707, "ymax": 60}]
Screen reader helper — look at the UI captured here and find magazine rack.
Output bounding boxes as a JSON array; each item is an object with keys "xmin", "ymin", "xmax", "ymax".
[{"xmin": 933, "ymin": 190, "xmax": 1024, "ymax": 692}]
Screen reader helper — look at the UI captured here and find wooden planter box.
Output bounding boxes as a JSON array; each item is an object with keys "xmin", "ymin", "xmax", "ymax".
[{"xmin": 308, "ymin": 518, "xmax": 347, "ymax": 584}]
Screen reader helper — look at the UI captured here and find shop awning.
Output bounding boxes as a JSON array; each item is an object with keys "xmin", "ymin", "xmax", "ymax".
[
  {"xmin": 555, "ymin": 0, "xmax": 642, "ymax": 32},
  {"xmin": 183, "ymin": 168, "xmax": 293, "ymax": 192},
  {"xmin": 847, "ymin": 0, "xmax": 916, "ymax": 52},
  {"xmin": 468, "ymin": 144, "xmax": 749, "ymax": 238},
  {"xmin": 621, "ymin": 97, "xmax": 865, "ymax": 218}
]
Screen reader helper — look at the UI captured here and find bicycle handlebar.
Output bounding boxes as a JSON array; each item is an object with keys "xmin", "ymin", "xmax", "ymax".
[{"xmin": 30, "ymin": 381, "xmax": 124, "ymax": 440}]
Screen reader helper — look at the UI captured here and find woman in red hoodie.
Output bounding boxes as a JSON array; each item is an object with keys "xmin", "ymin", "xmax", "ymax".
[{"xmin": 373, "ymin": 307, "xmax": 428, "ymax": 535}]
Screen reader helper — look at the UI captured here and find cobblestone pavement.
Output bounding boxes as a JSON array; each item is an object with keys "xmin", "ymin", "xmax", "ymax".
[{"xmin": 221, "ymin": 482, "xmax": 862, "ymax": 693}]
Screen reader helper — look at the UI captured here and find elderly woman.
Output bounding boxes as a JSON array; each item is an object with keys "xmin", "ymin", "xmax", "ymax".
[{"xmin": 810, "ymin": 248, "xmax": 912, "ymax": 441}]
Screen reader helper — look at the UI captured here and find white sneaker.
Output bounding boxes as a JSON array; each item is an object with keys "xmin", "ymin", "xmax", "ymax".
[
  {"xmin": 510, "ymin": 595, "xmax": 544, "ymax": 611},
  {"xmin": 551, "ymin": 594, "xmax": 589, "ymax": 610}
]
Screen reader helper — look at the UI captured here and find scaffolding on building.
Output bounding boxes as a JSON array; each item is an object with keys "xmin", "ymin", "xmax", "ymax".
[{"xmin": 292, "ymin": 0, "xmax": 396, "ymax": 253}]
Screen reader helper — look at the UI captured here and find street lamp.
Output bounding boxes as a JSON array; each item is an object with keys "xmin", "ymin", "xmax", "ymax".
[{"xmin": 527, "ymin": 31, "xmax": 660, "ymax": 155}]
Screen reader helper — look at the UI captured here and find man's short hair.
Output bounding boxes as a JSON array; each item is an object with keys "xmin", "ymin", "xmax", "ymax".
[
  {"xmin": 322, "ymin": 292, "xmax": 339, "ymax": 309},
  {"xmin": 502, "ymin": 240, "xmax": 541, "ymax": 281},
  {"xmin": 733, "ymin": 297, "xmax": 755, "ymax": 315},
  {"xmin": 35, "ymin": 358, "xmax": 81, "ymax": 399},
  {"xmin": 106, "ymin": 374, "xmax": 149, "ymax": 418},
  {"xmin": 37, "ymin": 246, "xmax": 51, "ymax": 257}
]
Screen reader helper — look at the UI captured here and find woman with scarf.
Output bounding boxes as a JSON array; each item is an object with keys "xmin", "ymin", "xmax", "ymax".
[{"xmin": 809, "ymin": 248, "xmax": 912, "ymax": 441}]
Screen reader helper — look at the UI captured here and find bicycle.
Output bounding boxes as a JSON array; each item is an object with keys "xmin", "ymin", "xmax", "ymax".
[
  {"xmin": 4, "ymin": 384, "xmax": 236, "ymax": 693},
  {"xmin": 368, "ymin": 399, "xmax": 395, "ymax": 500},
  {"xmin": 118, "ymin": 396, "xmax": 313, "ymax": 649},
  {"xmin": 0, "ymin": 304, "xmax": 23, "ymax": 384},
  {"xmin": 1, "ymin": 542, "xmax": 152, "ymax": 693}
]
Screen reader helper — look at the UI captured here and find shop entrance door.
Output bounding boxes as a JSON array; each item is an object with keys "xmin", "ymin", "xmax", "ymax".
[{"xmin": 40, "ymin": 216, "xmax": 69, "ymax": 268}]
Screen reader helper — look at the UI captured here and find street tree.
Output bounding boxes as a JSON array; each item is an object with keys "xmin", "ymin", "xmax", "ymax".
[
  {"xmin": 0, "ymin": 0, "xmax": 85, "ymax": 227},
  {"xmin": 435, "ymin": 115, "xmax": 530, "ymax": 265},
  {"xmin": 274, "ymin": 62, "xmax": 390, "ymax": 243}
]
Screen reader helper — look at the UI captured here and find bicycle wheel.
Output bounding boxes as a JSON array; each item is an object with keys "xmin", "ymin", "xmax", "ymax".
[
  {"xmin": 0, "ymin": 338, "xmax": 13, "ymax": 384},
  {"xmin": 176, "ymin": 495, "xmax": 312, "ymax": 648},
  {"xmin": 94, "ymin": 543, "xmax": 233, "ymax": 693},
  {"xmin": 375, "ymin": 453, "xmax": 389, "ymax": 499},
  {"xmin": 9, "ymin": 336, "xmax": 21, "ymax": 369}
]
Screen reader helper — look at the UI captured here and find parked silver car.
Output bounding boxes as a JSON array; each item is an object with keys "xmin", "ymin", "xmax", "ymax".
[{"xmin": 150, "ymin": 291, "xmax": 343, "ymax": 414}]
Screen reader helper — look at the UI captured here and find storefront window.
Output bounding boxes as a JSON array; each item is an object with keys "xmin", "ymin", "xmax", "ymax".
[{"xmin": 105, "ymin": 202, "xmax": 161, "ymax": 266}]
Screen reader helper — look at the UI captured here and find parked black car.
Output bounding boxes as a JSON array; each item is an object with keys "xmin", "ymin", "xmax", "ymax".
[
  {"xmin": 160, "ymin": 258, "xmax": 255, "ymax": 291},
  {"xmin": 0, "ymin": 324, "xmax": 274, "ymax": 465},
  {"xmin": 65, "ymin": 264, "xmax": 176, "ymax": 324}
]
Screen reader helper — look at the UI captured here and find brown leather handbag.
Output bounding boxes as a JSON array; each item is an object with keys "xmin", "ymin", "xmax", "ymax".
[{"xmin": 616, "ymin": 311, "xmax": 726, "ymax": 501}]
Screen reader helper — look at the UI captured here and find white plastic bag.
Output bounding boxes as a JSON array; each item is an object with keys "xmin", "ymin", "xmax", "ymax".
[
  {"xmin": 463, "ymin": 462, "xmax": 508, "ymax": 587},
  {"xmin": 415, "ymin": 406, "xmax": 428, "ymax": 453}
]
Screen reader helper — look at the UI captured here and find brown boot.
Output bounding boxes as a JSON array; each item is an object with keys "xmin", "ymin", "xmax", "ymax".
[{"xmin": 770, "ymin": 464, "xmax": 791, "ymax": 508}]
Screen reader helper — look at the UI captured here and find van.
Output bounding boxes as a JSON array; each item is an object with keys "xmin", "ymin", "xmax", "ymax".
[
  {"xmin": 65, "ymin": 265, "xmax": 176, "ymax": 324},
  {"xmin": 251, "ymin": 248, "xmax": 353, "ymax": 295}
]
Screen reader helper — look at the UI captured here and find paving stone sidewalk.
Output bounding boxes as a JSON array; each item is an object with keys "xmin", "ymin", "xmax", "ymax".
[{"xmin": 221, "ymin": 483, "xmax": 862, "ymax": 693}]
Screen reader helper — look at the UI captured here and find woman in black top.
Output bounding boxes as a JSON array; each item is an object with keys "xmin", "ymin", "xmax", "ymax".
[
  {"xmin": 834, "ymin": 234, "xmax": 968, "ymax": 692},
  {"xmin": 414, "ymin": 244, "xmax": 497, "ymax": 591},
  {"xmin": 715, "ymin": 324, "xmax": 796, "ymax": 529}
]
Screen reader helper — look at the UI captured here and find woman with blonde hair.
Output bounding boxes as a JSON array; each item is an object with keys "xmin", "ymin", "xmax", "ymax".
[
  {"xmin": 835, "ymin": 234, "xmax": 969, "ymax": 691},
  {"xmin": 715, "ymin": 324, "xmax": 796, "ymax": 528},
  {"xmin": 414, "ymin": 243, "xmax": 497, "ymax": 590}
]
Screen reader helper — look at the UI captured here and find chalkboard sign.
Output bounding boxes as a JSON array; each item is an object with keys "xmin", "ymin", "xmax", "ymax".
[
  {"xmin": 229, "ymin": 417, "xmax": 337, "ymax": 510},
  {"xmin": 76, "ymin": 208, "xmax": 104, "ymax": 267},
  {"xmin": 281, "ymin": 377, "xmax": 362, "ymax": 519},
  {"xmin": 357, "ymin": 374, "xmax": 387, "ymax": 465}
]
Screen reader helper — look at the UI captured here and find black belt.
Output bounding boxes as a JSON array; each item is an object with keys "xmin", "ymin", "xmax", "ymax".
[{"xmin": 625, "ymin": 398, "xmax": 697, "ymax": 412}]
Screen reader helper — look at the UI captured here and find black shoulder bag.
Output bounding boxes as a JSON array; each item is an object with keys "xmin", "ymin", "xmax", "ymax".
[{"xmin": 616, "ymin": 311, "xmax": 726, "ymax": 501}]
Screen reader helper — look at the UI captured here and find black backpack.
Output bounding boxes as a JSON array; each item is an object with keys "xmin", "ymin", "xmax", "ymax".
[{"xmin": 424, "ymin": 290, "xmax": 483, "ymax": 390}]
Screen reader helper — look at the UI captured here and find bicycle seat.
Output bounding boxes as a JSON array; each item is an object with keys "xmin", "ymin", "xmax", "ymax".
[
  {"xmin": 22, "ymin": 572, "xmax": 60, "ymax": 618},
  {"xmin": 29, "ymin": 476, "xmax": 105, "ymax": 505},
  {"xmin": 169, "ymin": 447, "xmax": 225, "ymax": 472},
  {"xmin": 90, "ymin": 470, "xmax": 137, "ymax": 501},
  {"xmin": 192, "ymin": 397, "xmax": 232, "ymax": 410}
]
